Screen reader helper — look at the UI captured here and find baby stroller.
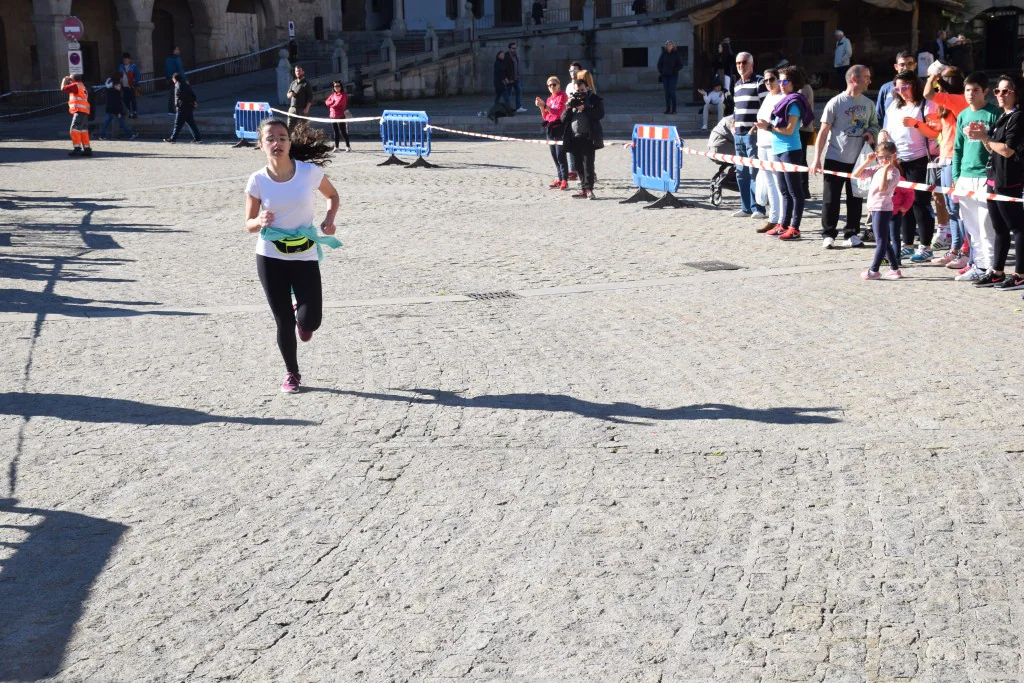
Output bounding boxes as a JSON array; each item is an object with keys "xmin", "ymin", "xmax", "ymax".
[{"xmin": 708, "ymin": 115, "xmax": 739, "ymax": 207}]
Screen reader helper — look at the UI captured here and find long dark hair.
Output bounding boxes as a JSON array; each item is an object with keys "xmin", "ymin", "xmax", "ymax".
[
  {"xmin": 258, "ymin": 118, "xmax": 333, "ymax": 167},
  {"xmin": 893, "ymin": 70, "xmax": 924, "ymax": 106}
]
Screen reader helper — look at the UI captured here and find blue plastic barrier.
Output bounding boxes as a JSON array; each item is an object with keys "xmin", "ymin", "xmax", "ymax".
[
  {"xmin": 379, "ymin": 110, "xmax": 434, "ymax": 167},
  {"xmin": 233, "ymin": 101, "xmax": 272, "ymax": 147},
  {"xmin": 621, "ymin": 124, "xmax": 690, "ymax": 208}
]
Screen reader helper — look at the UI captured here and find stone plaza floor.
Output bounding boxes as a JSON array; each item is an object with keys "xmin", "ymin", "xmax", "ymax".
[{"xmin": 1, "ymin": 135, "xmax": 1024, "ymax": 681}]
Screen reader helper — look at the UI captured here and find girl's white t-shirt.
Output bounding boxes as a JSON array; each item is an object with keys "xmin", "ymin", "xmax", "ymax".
[
  {"xmin": 245, "ymin": 160, "xmax": 325, "ymax": 261},
  {"xmin": 883, "ymin": 100, "xmax": 935, "ymax": 161},
  {"xmin": 756, "ymin": 92, "xmax": 784, "ymax": 148}
]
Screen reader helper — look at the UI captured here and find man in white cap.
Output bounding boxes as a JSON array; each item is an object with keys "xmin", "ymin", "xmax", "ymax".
[{"xmin": 834, "ymin": 30, "xmax": 852, "ymax": 88}]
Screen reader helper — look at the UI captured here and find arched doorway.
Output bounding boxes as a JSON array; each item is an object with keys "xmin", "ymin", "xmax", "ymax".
[
  {"xmin": 974, "ymin": 7, "xmax": 1023, "ymax": 71},
  {"xmin": 152, "ymin": 0, "xmax": 195, "ymax": 69},
  {"xmin": 69, "ymin": 0, "xmax": 122, "ymax": 83}
]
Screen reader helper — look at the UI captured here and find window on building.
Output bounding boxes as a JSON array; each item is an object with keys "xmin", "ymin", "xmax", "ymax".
[
  {"xmin": 679, "ymin": 46, "xmax": 689, "ymax": 67},
  {"xmin": 447, "ymin": 0, "xmax": 458, "ymax": 19},
  {"xmin": 801, "ymin": 21, "xmax": 825, "ymax": 56},
  {"xmin": 226, "ymin": 0, "xmax": 256, "ymax": 12},
  {"xmin": 622, "ymin": 47, "xmax": 648, "ymax": 68}
]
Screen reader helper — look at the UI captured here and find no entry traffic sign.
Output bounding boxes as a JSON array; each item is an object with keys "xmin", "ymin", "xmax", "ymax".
[{"xmin": 63, "ymin": 16, "xmax": 84, "ymax": 42}]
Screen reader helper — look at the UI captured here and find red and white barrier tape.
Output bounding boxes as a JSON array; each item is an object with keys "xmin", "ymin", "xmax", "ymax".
[
  {"xmin": 269, "ymin": 108, "xmax": 382, "ymax": 124},
  {"xmin": 679, "ymin": 146, "xmax": 1024, "ymax": 204},
  {"xmin": 424, "ymin": 124, "xmax": 562, "ymax": 145}
]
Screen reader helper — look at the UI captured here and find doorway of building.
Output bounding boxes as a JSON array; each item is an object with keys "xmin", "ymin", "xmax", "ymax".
[
  {"xmin": 979, "ymin": 7, "xmax": 1022, "ymax": 70},
  {"xmin": 342, "ymin": 0, "xmax": 366, "ymax": 31},
  {"xmin": 497, "ymin": 0, "xmax": 521, "ymax": 26},
  {"xmin": 152, "ymin": 0, "xmax": 195, "ymax": 71}
]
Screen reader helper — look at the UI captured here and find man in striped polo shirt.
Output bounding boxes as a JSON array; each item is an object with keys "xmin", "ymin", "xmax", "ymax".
[{"xmin": 731, "ymin": 51, "xmax": 768, "ymax": 218}]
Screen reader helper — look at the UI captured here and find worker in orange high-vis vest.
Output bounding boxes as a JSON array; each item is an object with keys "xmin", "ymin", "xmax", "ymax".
[{"xmin": 61, "ymin": 74, "xmax": 93, "ymax": 157}]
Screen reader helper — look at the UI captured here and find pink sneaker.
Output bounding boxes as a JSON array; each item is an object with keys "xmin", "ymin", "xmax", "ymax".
[
  {"xmin": 955, "ymin": 263, "xmax": 972, "ymax": 276},
  {"xmin": 861, "ymin": 270, "xmax": 881, "ymax": 280},
  {"xmin": 296, "ymin": 323, "xmax": 312, "ymax": 342},
  {"xmin": 946, "ymin": 255, "xmax": 968, "ymax": 270},
  {"xmin": 882, "ymin": 269, "xmax": 903, "ymax": 280},
  {"xmin": 281, "ymin": 372, "xmax": 301, "ymax": 393},
  {"xmin": 935, "ymin": 251, "xmax": 957, "ymax": 266}
]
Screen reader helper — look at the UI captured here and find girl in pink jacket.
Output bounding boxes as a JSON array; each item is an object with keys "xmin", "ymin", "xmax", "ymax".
[{"xmin": 324, "ymin": 81, "xmax": 351, "ymax": 153}]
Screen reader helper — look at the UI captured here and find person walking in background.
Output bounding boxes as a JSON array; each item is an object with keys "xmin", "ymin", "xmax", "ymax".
[
  {"xmin": 164, "ymin": 73, "xmax": 202, "ymax": 143},
  {"xmin": 658, "ymin": 41, "xmax": 684, "ymax": 115},
  {"xmin": 809, "ymin": 65, "xmax": 879, "ymax": 249},
  {"xmin": 61, "ymin": 73, "xmax": 92, "ymax": 157},
  {"xmin": 731, "ymin": 51, "xmax": 768, "ymax": 219},
  {"xmin": 118, "ymin": 52, "xmax": 140, "ymax": 119},
  {"xmin": 508, "ymin": 42, "xmax": 527, "ymax": 112},
  {"xmin": 99, "ymin": 76, "xmax": 135, "ymax": 139},
  {"xmin": 531, "ymin": 1, "xmax": 544, "ymax": 25},
  {"xmin": 324, "ymin": 81, "xmax": 351, "ymax": 153},
  {"xmin": 536, "ymin": 75, "xmax": 569, "ymax": 189},
  {"xmin": 493, "ymin": 51, "xmax": 513, "ymax": 107},
  {"xmin": 699, "ymin": 81, "xmax": 726, "ymax": 130},
  {"xmin": 935, "ymin": 30, "xmax": 948, "ymax": 63},
  {"xmin": 833, "ymin": 30, "xmax": 852, "ymax": 89},
  {"xmin": 286, "ymin": 65, "xmax": 313, "ymax": 131},
  {"xmin": 165, "ymin": 46, "xmax": 185, "ymax": 115},
  {"xmin": 561, "ymin": 71, "xmax": 604, "ymax": 200}
]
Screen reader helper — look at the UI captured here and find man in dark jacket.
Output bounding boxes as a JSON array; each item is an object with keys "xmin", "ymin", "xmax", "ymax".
[
  {"xmin": 493, "ymin": 51, "xmax": 514, "ymax": 108},
  {"xmin": 286, "ymin": 65, "xmax": 313, "ymax": 130},
  {"xmin": 657, "ymin": 41, "xmax": 684, "ymax": 114},
  {"xmin": 164, "ymin": 72, "xmax": 202, "ymax": 143},
  {"xmin": 561, "ymin": 72, "xmax": 604, "ymax": 199},
  {"xmin": 99, "ymin": 79, "xmax": 135, "ymax": 139}
]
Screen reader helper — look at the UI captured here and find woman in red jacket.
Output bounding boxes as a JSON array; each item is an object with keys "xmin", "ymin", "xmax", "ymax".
[
  {"xmin": 324, "ymin": 81, "xmax": 351, "ymax": 153},
  {"xmin": 535, "ymin": 75, "xmax": 569, "ymax": 189}
]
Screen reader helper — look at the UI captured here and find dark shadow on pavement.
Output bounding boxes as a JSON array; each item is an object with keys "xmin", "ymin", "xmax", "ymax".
[
  {"xmin": 0, "ymin": 289, "xmax": 201, "ymax": 318},
  {"xmin": 0, "ymin": 149, "xmax": 206, "ymax": 165},
  {"xmin": 0, "ymin": 393, "xmax": 316, "ymax": 426},
  {"xmin": 338, "ymin": 388, "xmax": 841, "ymax": 425},
  {"xmin": 0, "ymin": 255, "xmax": 135, "ymax": 284},
  {"xmin": 0, "ymin": 498, "xmax": 128, "ymax": 682}
]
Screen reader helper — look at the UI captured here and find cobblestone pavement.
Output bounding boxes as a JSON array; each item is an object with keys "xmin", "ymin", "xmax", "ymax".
[{"xmin": 2, "ymin": 137, "xmax": 1024, "ymax": 682}]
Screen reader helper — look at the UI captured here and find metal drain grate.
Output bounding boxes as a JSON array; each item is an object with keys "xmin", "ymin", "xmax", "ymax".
[
  {"xmin": 684, "ymin": 261, "xmax": 743, "ymax": 272},
  {"xmin": 465, "ymin": 291, "xmax": 520, "ymax": 300}
]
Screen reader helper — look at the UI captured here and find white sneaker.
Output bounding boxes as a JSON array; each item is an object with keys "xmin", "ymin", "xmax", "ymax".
[
  {"xmin": 701, "ymin": 125, "xmax": 708, "ymax": 130},
  {"xmin": 516, "ymin": 107, "xmax": 528, "ymax": 113},
  {"xmin": 732, "ymin": 210, "xmax": 752, "ymax": 218},
  {"xmin": 822, "ymin": 236, "xmax": 835, "ymax": 249},
  {"xmin": 842, "ymin": 234, "xmax": 863, "ymax": 248},
  {"xmin": 954, "ymin": 265, "xmax": 984, "ymax": 281},
  {"xmin": 751, "ymin": 211, "xmax": 767, "ymax": 220}
]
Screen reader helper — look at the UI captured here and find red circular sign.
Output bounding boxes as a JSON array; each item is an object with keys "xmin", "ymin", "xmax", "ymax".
[{"xmin": 62, "ymin": 16, "xmax": 84, "ymax": 42}]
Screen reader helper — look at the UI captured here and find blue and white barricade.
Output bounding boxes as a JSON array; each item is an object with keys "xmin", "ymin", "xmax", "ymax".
[
  {"xmin": 620, "ymin": 124, "xmax": 691, "ymax": 209},
  {"xmin": 233, "ymin": 101, "xmax": 272, "ymax": 147},
  {"xmin": 379, "ymin": 110, "xmax": 435, "ymax": 168}
]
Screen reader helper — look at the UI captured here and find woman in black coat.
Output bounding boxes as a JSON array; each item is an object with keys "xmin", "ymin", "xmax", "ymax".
[
  {"xmin": 493, "ymin": 51, "xmax": 513, "ymax": 107},
  {"xmin": 560, "ymin": 71, "xmax": 605, "ymax": 199}
]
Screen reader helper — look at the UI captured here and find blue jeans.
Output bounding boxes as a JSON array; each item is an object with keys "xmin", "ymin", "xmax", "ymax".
[
  {"xmin": 889, "ymin": 213, "xmax": 904, "ymax": 269},
  {"xmin": 100, "ymin": 113, "xmax": 133, "ymax": 137},
  {"xmin": 513, "ymin": 80, "xmax": 523, "ymax": 109},
  {"xmin": 940, "ymin": 163, "xmax": 963, "ymax": 251},
  {"xmin": 662, "ymin": 75, "xmax": 678, "ymax": 112},
  {"xmin": 734, "ymin": 132, "xmax": 763, "ymax": 214},
  {"xmin": 869, "ymin": 211, "xmax": 899, "ymax": 272},
  {"xmin": 547, "ymin": 126, "xmax": 567, "ymax": 180}
]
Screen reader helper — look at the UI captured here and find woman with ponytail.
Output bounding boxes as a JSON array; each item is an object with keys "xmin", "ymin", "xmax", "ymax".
[{"xmin": 244, "ymin": 119, "xmax": 341, "ymax": 393}]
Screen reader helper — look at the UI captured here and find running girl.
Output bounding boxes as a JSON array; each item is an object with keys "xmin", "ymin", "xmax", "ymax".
[
  {"xmin": 855, "ymin": 140, "xmax": 904, "ymax": 280},
  {"xmin": 244, "ymin": 119, "xmax": 340, "ymax": 393}
]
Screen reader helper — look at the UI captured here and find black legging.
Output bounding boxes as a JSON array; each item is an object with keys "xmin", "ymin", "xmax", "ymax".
[
  {"xmin": 571, "ymin": 138, "xmax": 596, "ymax": 190},
  {"xmin": 257, "ymin": 255, "xmax": 323, "ymax": 374},
  {"xmin": 778, "ymin": 149, "xmax": 805, "ymax": 228},
  {"xmin": 332, "ymin": 121, "xmax": 350, "ymax": 148},
  {"xmin": 989, "ymin": 193, "xmax": 1024, "ymax": 274},
  {"xmin": 899, "ymin": 156, "xmax": 934, "ymax": 248}
]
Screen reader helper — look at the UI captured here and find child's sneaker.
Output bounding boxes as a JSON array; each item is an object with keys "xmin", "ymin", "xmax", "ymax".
[
  {"xmin": 881, "ymin": 269, "xmax": 903, "ymax": 280},
  {"xmin": 910, "ymin": 248, "xmax": 933, "ymax": 263},
  {"xmin": 861, "ymin": 270, "xmax": 881, "ymax": 280},
  {"xmin": 934, "ymin": 250, "xmax": 958, "ymax": 266},
  {"xmin": 945, "ymin": 255, "xmax": 968, "ymax": 270}
]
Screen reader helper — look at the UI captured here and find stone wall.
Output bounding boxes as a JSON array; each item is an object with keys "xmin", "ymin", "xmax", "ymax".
[{"xmin": 369, "ymin": 50, "xmax": 479, "ymax": 100}]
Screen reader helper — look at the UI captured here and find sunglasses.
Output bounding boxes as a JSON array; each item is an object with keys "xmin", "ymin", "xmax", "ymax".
[
  {"xmin": 765, "ymin": 77, "xmax": 777, "ymax": 83},
  {"xmin": 895, "ymin": 84, "xmax": 912, "ymax": 91},
  {"xmin": 877, "ymin": 154, "xmax": 894, "ymax": 161},
  {"xmin": 779, "ymin": 79, "xmax": 791, "ymax": 86},
  {"xmin": 994, "ymin": 88, "xmax": 1016, "ymax": 95},
  {"xmin": 547, "ymin": 83, "xmax": 557, "ymax": 87}
]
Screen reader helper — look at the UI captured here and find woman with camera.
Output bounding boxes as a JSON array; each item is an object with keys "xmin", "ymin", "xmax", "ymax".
[
  {"xmin": 560, "ymin": 71, "xmax": 605, "ymax": 199},
  {"xmin": 536, "ymin": 75, "xmax": 570, "ymax": 189}
]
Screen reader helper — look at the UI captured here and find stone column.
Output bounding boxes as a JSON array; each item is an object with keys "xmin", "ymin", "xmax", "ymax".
[
  {"xmin": 30, "ymin": 13, "xmax": 66, "ymax": 86},
  {"xmin": 582, "ymin": 0, "xmax": 595, "ymax": 29},
  {"xmin": 390, "ymin": 0, "xmax": 406, "ymax": 36},
  {"xmin": 456, "ymin": 0, "xmax": 472, "ymax": 29},
  {"xmin": 277, "ymin": 49, "xmax": 291, "ymax": 104},
  {"xmin": 116, "ymin": 20, "xmax": 155, "ymax": 74},
  {"xmin": 381, "ymin": 30, "xmax": 396, "ymax": 71},
  {"xmin": 332, "ymin": 39, "xmax": 349, "ymax": 82}
]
